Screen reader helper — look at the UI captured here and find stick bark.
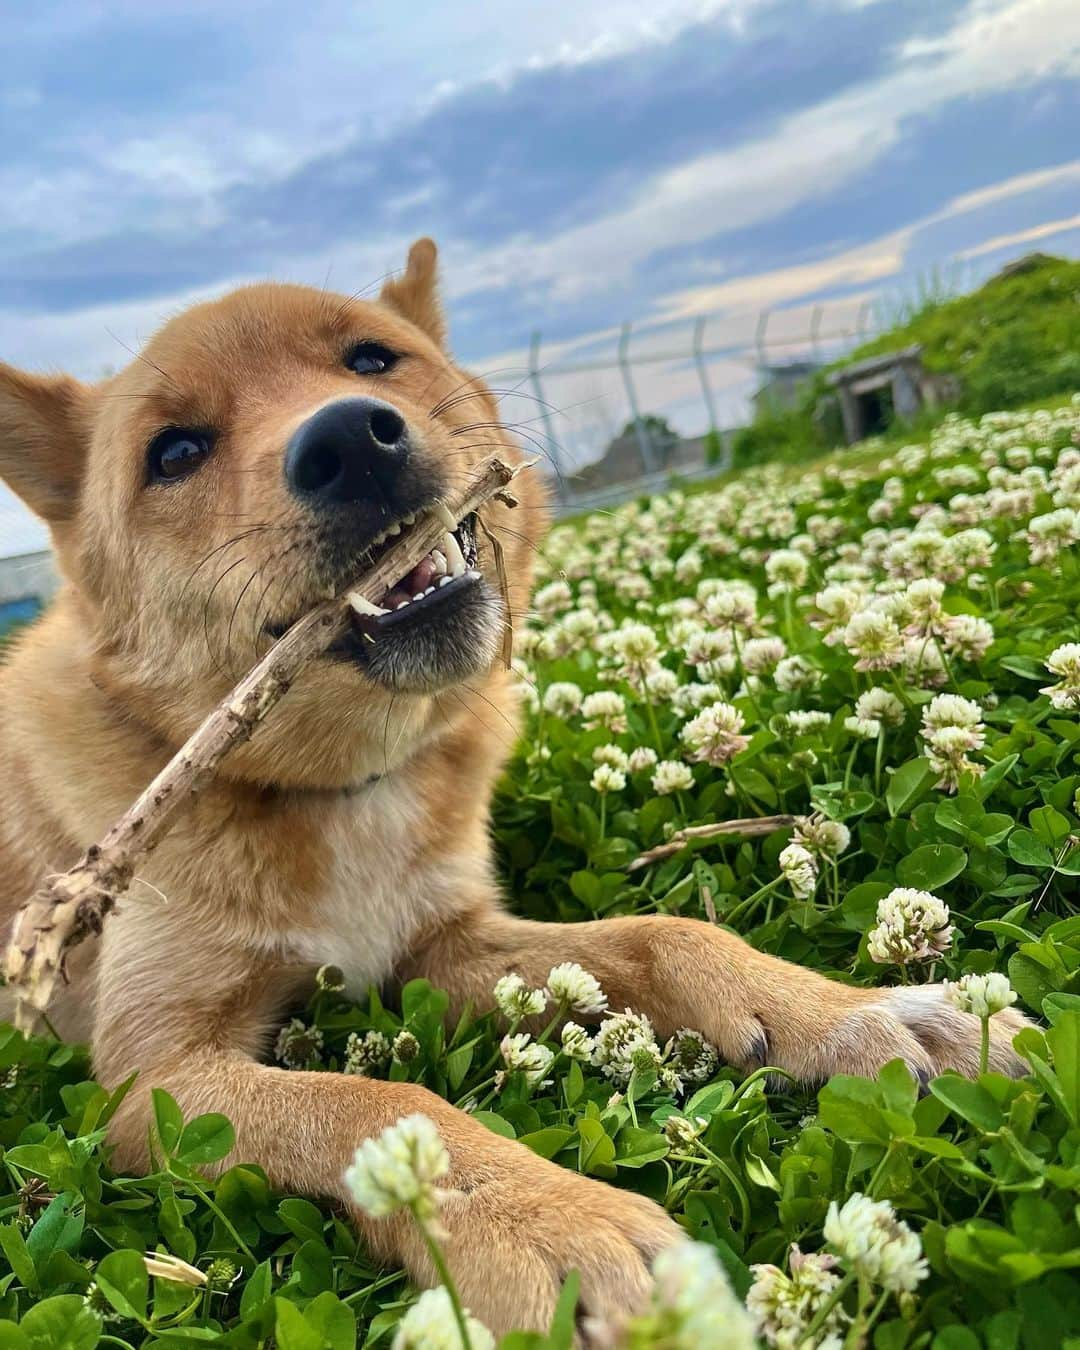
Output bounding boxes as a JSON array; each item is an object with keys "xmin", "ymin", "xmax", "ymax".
[
  {"xmin": 627, "ymin": 814, "xmax": 797, "ymax": 872},
  {"xmin": 4, "ymin": 455, "xmax": 522, "ymax": 1026}
]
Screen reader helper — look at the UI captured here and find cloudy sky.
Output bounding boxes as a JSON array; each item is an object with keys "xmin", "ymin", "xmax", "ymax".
[{"xmin": 2, "ymin": 0, "xmax": 1079, "ymax": 552}]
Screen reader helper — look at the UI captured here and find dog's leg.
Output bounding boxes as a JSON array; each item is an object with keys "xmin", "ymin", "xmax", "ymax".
[
  {"xmin": 92, "ymin": 924, "xmax": 678, "ymax": 1335},
  {"xmin": 401, "ymin": 904, "xmax": 1029, "ymax": 1082}
]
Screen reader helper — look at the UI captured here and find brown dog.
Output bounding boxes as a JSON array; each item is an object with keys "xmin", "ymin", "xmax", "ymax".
[{"xmin": 0, "ymin": 239, "xmax": 1027, "ymax": 1333}]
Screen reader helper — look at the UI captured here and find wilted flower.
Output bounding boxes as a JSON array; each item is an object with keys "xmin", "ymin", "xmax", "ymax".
[
  {"xmin": 945, "ymin": 971, "xmax": 1017, "ymax": 1017},
  {"xmin": 344, "ymin": 1030, "xmax": 392, "ymax": 1077},
  {"xmin": 143, "ymin": 1252, "xmax": 207, "ymax": 1287},
  {"xmin": 663, "ymin": 1114, "xmax": 707, "ymax": 1147},
  {"xmin": 345, "ymin": 1114, "xmax": 450, "ymax": 1227},
  {"xmin": 546, "ymin": 962, "xmax": 608, "ymax": 1015},
  {"xmin": 392, "ymin": 1030, "xmax": 420, "ymax": 1063},
  {"xmin": 778, "ymin": 842, "xmax": 818, "ymax": 899},
  {"xmin": 823, "ymin": 1193, "xmax": 928, "ymax": 1292},
  {"xmin": 315, "ymin": 964, "xmax": 346, "ymax": 992},
  {"xmin": 392, "ymin": 1286, "xmax": 496, "ymax": 1350},
  {"xmin": 1041, "ymin": 642, "xmax": 1080, "ymax": 710},
  {"xmin": 493, "ymin": 973, "xmax": 547, "ymax": 1020},
  {"xmin": 664, "ymin": 1028, "xmax": 719, "ymax": 1084},
  {"xmin": 867, "ymin": 887, "xmax": 953, "ymax": 965},
  {"xmin": 274, "ymin": 1018, "xmax": 324, "ymax": 1068}
]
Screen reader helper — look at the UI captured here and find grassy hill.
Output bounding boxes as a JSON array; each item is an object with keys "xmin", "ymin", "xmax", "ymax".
[{"xmin": 734, "ymin": 253, "xmax": 1080, "ymax": 465}]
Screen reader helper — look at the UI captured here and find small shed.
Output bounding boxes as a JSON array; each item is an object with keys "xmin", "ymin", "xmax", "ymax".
[{"xmin": 826, "ymin": 344, "xmax": 957, "ymax": 444}]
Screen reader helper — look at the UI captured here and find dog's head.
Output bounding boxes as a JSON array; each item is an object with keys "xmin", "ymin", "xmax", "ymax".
[{"xmin": 0, "ymin": 240, "xmax": 545, "ymax": 786}]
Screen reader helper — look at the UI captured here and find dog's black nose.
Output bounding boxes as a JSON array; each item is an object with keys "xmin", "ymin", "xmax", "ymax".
[{"xmin": 285, "ymin": 397, "xmax": 409, "ymax": 507}]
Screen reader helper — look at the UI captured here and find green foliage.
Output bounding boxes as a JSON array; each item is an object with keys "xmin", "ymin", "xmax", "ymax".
[{"xmin": 4, "ymin": 399, "xmax": 1080, "ymax": 1343}]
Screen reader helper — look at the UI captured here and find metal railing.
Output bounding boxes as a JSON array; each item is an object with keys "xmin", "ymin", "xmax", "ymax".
[{"xmin": 522, "ymin": 299, "xmax": 879, "ymax": 502}]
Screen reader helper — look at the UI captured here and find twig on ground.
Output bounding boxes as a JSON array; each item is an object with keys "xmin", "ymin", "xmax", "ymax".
[
  {"xmin": 627, "ymin": 814, "xmax": 797, "ymax": 872},
  {"xmin": 4, "ymin": 455, "xmax": 524, "ymax": 1028}
]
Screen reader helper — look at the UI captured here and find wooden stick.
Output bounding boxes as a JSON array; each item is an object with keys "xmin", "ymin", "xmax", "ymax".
[
  {"xmin": 4, "ymin": 455, "xmax": 523, "ymax": 1027},
  {"xmin": 627, "ymin": 814, "xmax": 797, "ymax": 872}
]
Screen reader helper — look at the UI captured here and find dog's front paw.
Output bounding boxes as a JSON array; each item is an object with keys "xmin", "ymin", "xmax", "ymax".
[
  {"xmin": 790, "ymin": 983, "xmax": 1032, "ymax": 1085},
  {"xmin": 359, "ymin": 1118, "xmax": 681, "ymax": 1338}
]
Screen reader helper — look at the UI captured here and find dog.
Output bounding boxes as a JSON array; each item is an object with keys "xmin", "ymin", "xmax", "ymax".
[{"xmin": 0, "ymin": 239, "xmax": 1028, "ymax": 1334}]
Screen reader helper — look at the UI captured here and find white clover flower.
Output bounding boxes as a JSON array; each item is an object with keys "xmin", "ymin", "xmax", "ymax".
[
  {"xmin": 844, "ymin": 714, "xmax": 882, "ymax": 740},
  {"xmin": 633, "ymin": 1241, "xmax": 757, "ymax": 1348},
  {"xmin": 867, "ymin": 887, "xmax": 953, "ymax": 965},
  {"xmin": 903, "ymin": 635, "xmax": 948, "ymax": 689},
  {"xmin": 392, "ymin": 1286, "xmax": 496, "ymax": 1350},
  {"xmin": 345, "ymin": 1114, "xmax": 450, "ymax": 1226},
  {"xmin": 593, "ymin": 743, "xmax": 631, "ymax": 772},
  {"xmin": 921, "ymin": 693, "xmax": 986, "ymax": 790},
  {"xmin": 560, "ymin": 1021, "xmax": 596, "ymax": 1060},
  {"xmin": 628, "ymin": 745, "xmax": 660, "ymax": 773},
  {"xmin": 546, "ymin": 962, "xmax": 608, "ymax": 1015},
  {"xmin": 786, "ymin": 710, "xmax": 831, "ymax": 736},
  {"xmin": 765, "ymin": 548, "xmax": 810, "ymax": 596},
  {"xmin": 582, "ymin": 691, "xmax": 628, "ymax": 733},
  {"xmin": 533, "ymin": 579, "xmax": 574, "ymax": 618},
  {"xmin": 779, "ymin": 842, "xmax": 818, "ymax": 899},
  {"xmin": 792, "ymin": 815, "xmax": 850, "ymax": 859},
  {"xmin": 824, "ymin": 1193, "xmax": 928, "ymax": 1293},
  {"xmin": 652, "ymin": 760, "xmax": 695, "ymax": 795},
  {"xmin": 610, "ymin": 621, "xmax": 661, "ymax": 665},
  {"xmin": 773, "ymin": 655, "xmax": 820, "ymax": 692},
  {"xmin": 645, "ymin": 666, "xmax": 681, "ymax": 700},
  {"xmin": 499, "ymin": 1033, "xmax": 555, "ymax": 1086},
  {"xmin": 542, "ymin": 681, "xmax": 583, "ymax": 717},
  {"xmin": 663, "ymin": 1114, "xmax": 707, "ymax": 1147},
  {"xmin": 902, "ymin": 577, "xmax": 949, "ymax": 637},
  {"xmin": 945, "ymin": 971, "xmax": 1017, "ymax": 1017},
  {"xmin": 843, "ymin": 610, "xmax": 905, "ymax": 671},
  {"xmin": 493, "ymin": 974, "xmax": 548, "ymax": 1020},
  {"xmin": 1024, "ymin": 507, "xmax": 1080, "ymax": 564},
  {"xmin": 854, "ymin": 686, "xmax": 905, "ymax": 727},
  {"xmin": 681, "ymin": 701, "xmax": 750, "ymax": 767},
  {"xmin": 591, "ymin": 763, "xmax": 627, "ymax": 794},
  {"xmin": 344, "ymin": 1030, "xmax": 392, "ymax": 1077},
  {"xmin": 942, "ymin": 614, "xmax": 994, "ymax": 662},
  {"xmin": 1041, "ymin": 642, "xmax": 1080, "ymax": 710},
  {"xmin": 747, "ymin": 1245, "xmax": 848, "ymax": 1349},
  {"xmin": 664, "ymin": 1028, "xmax": 719, "ymax": 1084},
  {"xmin": 274, "ymin": 1018, "xmax": 324, "ymax": 1068},
  {"xmin": 810, "ymin": 584, "xmax": 864, "ymax": 644},
  {"xmin": 592, "ymin": 1009, "xmax": 663, "ymax": 1085},
  {"xmin": 742, "ymin": 638, "xmax": 787, "ymax": 677}
]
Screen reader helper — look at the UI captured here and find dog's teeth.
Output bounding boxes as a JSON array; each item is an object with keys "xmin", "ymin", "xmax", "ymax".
[
  {"xmin": 395, "ymin": 600, "xmax": 409, "ymax": 610},
  {"xmin": 347, "ymin": 592, "xmax": 389, "ymax": 618},
  {"xmin": 438, "ymin": 575, "xmax": 453, "ymax": 587},
  {"xmin": 422, "ymin": 586, "xmax": 435, "ymax": 597},
  {"xmin": 432, "ymin": 500, "xmax": 457, "ymax": 531},
  {"xmin": 402, "ymin": 512, "xmax": 416, "ymax": 526},
  {"xmin": 431, "ymin": 548, "xmax": 448, "ymax": 575},
  {"xmin": 386, "ymin": 521, "xmax": 402, "ymax": 536},
  {"xmin": 443, "ymin": 531, "xmax": 467, "ymax": 577}
]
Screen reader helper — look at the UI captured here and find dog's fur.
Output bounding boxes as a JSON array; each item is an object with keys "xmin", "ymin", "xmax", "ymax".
[{"xmin": 0, "ymin": 240, "xmax": 1027, "ymax": 1333}]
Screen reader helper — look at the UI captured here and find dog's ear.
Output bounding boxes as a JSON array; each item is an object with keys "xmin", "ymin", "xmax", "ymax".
[
  {"xmin": 0, "ymin": 363, "xmax": 92, "ymax": 524},
  {"xmin": 379, "ymin": 238, "xmax": 447, "ymax": 348}
]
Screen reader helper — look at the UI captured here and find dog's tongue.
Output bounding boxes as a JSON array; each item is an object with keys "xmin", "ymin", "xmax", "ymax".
[{"xmin": 380, "ymin": 553, "xmax": 441, "ymax": 610}]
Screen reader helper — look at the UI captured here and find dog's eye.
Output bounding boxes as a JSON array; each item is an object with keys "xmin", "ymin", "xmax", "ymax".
[
  {"xmin": 346, "ymin": 342, "xmax": 398, "ymax": 376},
  {"xmin": 147, "ymin": 428, "xmax": 213, "ymax": 484}
]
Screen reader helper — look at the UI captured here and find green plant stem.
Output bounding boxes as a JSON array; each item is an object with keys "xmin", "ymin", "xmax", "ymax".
[
  {"xmin": 173, "ymin": 1169, "xmax": 256, "ymax": 1262},
  {"xmin": 802, "ymin": 1267, "xmax": 857, "ymax": 1341},
  {"xmin": 415, "ymin": 1209, "xmax": 473, "ymax": 1350},
  {"xmin": 979, "ymin": 1014, "xmax": 990, "ymax": 1075}
]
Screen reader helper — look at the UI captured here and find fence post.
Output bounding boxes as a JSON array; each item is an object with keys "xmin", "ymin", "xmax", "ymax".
[
  {"xmin": 693, "ymin": 316, "xmax": 729, "ymax": 472},
  {"xmin": 617, "ymin": 321, "xmax": 658, "ymax": 475},
  {"xmin": 527, "ymin": 329, "xmax": 567, "ymax": 502},
  {"xmin": 809, "ymin": 303, "xmax": 824, "ymax": 364}
]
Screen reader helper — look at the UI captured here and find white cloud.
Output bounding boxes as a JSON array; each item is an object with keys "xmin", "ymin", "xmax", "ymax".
[{"xmin": 957, "ymin": 213, "xmax": 1080, "ymax": 260}]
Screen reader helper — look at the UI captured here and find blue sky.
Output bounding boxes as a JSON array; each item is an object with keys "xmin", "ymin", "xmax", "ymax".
[{"xmin": 2, "ymin": 0, "xmax": 1079, "ymax": 552}]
